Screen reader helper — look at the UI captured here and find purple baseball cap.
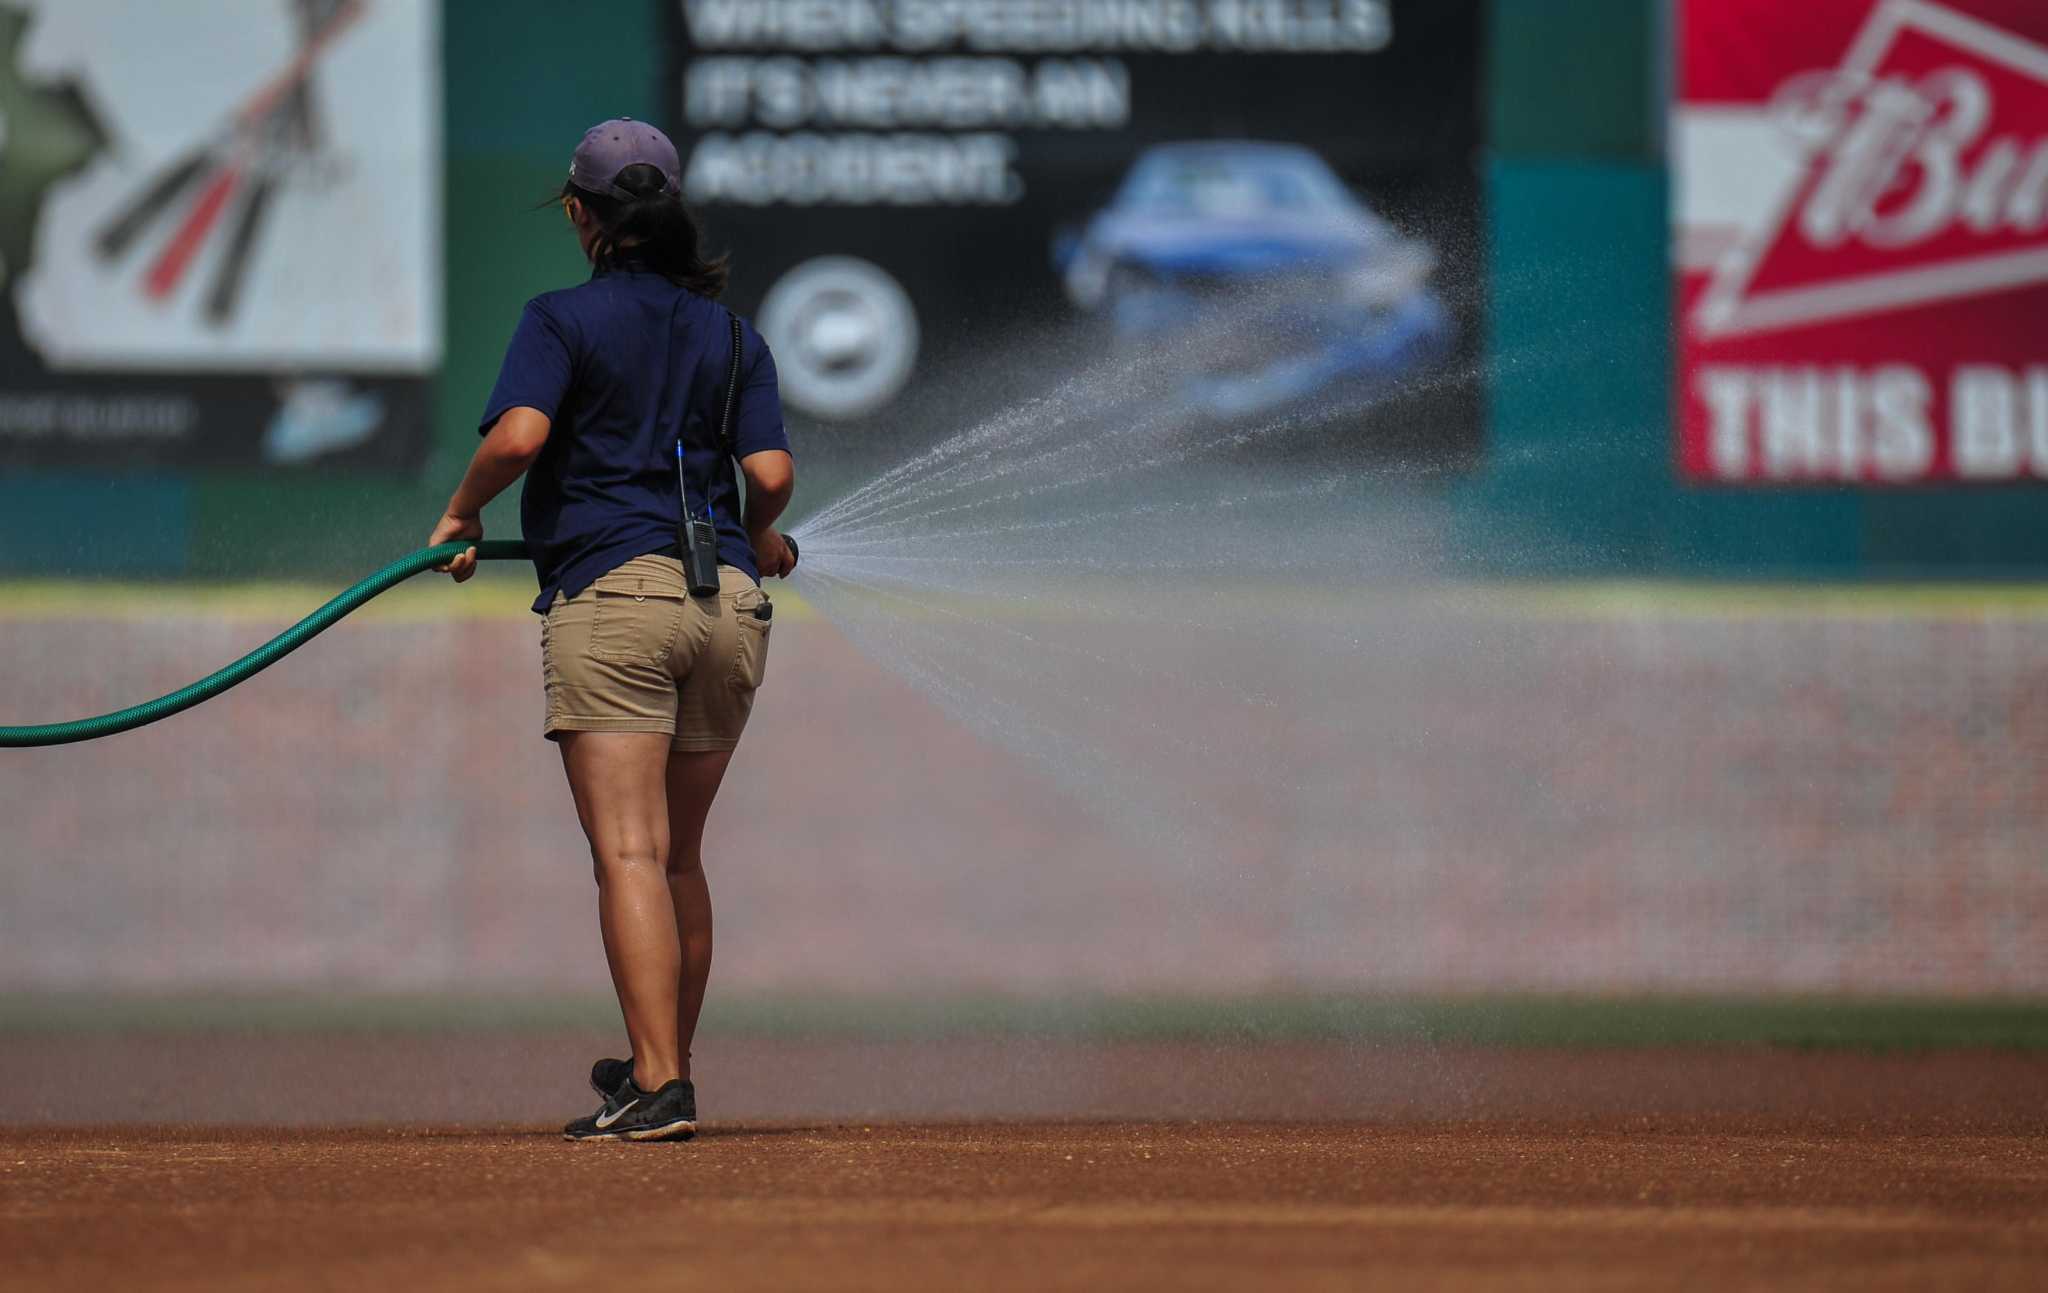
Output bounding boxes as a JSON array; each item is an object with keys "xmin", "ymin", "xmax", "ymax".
[{"xmin": 568, "ymin": 117, "xmax": 681, "ymax": 200}]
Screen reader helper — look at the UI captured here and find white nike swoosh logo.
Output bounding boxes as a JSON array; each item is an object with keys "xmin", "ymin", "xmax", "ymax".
[{"xmin": 594, "ymin": 1098, "xmax": 639, "ymax": 1129}]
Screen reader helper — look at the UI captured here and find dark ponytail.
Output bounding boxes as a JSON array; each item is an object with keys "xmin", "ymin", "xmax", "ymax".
[{"xmin": 564, "ymin": 163, "xmax": 729, "ymax": 299}]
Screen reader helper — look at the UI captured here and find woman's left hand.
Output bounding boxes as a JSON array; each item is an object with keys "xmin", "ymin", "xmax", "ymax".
[{"xmin": 429, "ymin": 512, "xmax": 484, "ymax": 582}]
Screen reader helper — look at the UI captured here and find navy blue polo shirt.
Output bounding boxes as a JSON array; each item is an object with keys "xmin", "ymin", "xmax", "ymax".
[{"xmin": 479, "ymin": 267, "xmax": 790, "ymax": 613}]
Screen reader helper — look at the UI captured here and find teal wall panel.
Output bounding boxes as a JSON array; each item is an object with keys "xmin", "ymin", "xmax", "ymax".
[
  {"xmin": 0, "ymin": 475, "xmax": 188, "ymax": 574},
  {"xmin": 1457, "ymin": 158, "xmax": 1681, "ymax": 574}
]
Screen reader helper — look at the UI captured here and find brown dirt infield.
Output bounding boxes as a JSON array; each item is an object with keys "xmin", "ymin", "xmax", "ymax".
[{"xmin": 3, "ymin": 1039, "xmax": 2044, "ymax": 1290}]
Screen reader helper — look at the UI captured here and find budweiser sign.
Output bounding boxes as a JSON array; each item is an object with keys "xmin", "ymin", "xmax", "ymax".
[{"xmin": 1676, "ymin": 0, "xmax": 2048, "ymax": 483}]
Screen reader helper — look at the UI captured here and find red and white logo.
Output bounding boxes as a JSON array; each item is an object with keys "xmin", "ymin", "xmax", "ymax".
[{"xmin": 1676, "ymin": 0, "xmax": 2048, "ymax": 484}]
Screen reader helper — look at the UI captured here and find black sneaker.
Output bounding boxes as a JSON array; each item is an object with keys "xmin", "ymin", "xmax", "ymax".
[
  {"xmin": 590, "ymin": 1056, "xmax": 634, "ymax": 1099},
  {"xmin": 563, "ymin": 1077, "xmax": 697, "ymax": 1142}
]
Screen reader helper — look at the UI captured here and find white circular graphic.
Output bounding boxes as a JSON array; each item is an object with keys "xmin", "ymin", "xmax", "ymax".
[{"xmin": 757, "ymin": 256, "xmax": 919, "ymax": 421}]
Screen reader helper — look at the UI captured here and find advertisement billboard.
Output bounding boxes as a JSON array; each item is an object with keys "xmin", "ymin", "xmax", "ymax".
[
  {"xmin": 668, "ymin": 0, "xmax": 1487, "ymax": 473},
  {"xmin": 1675, "ymin": 0, "xmax": 2048, "ymax": 485},
  {"xmin": 0, "ymin": 0, "xmax": 439, "ymax": 472}
]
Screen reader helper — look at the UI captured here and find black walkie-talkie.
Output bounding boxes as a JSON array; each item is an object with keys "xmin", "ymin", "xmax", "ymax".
[
  {"xmin": 678, "ymin": 441, "xmax": 721, "ymax": 597},
  {"xmin": 677, "ymin": 313, "xmax": 746, "ymax": 598}
]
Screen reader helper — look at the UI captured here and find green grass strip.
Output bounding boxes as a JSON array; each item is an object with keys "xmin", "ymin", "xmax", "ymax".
[{"xmin": 3, "ymin": 993, "xmax": 2044, "ymax": 1051}]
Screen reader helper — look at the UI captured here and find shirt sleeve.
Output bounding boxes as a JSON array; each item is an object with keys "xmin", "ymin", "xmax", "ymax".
[
  {"xmin": 730, "ymin": 324, "xmax": 791, "ymax": 459},
  {"xmin": 478, "ymin": 298, "xmax": 576, "ymax": 435}
]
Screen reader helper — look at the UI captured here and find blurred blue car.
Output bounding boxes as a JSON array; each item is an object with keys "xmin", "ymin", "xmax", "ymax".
[{"xmin": 1053, "ymin": 141, "xmax": 1453, "ymax": 424}]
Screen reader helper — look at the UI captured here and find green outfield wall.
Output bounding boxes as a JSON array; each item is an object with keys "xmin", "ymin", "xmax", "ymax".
[{"xmin": 3, "ymin": 0, "xmax": 2042, "ymax": 579}]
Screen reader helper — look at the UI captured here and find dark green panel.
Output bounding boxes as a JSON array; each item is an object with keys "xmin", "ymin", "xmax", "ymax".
[
  {"xmin": 442, "ymin": 0, "xmax": 667, "ymax": 156},
  {"xmin": 1861, "ymin": 493, "xmax": 2048, "ymax": 573},
  {"xmin": 1488, "ymin": 0, "xmax": 1660, "ymax": 161},
  {"xmin": 186, "ymin": 472, "xmax": 425, "ymax": 578}
]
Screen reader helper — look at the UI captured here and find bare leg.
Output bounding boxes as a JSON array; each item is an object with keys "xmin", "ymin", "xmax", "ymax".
[
  {"xmin": 665, "ymin": 749, "xmax": 733, "ymax": 1082},
  {"xmin": 557, "ymin": 731, "xmax": 683, "ymax": 1090}
]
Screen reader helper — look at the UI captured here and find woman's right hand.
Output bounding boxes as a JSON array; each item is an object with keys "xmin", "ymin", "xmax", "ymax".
[
  {"xmin": 751, "ymin": 527, "xmax": 795, "ymax": 579},
  {"xmin": 428, "ymin": 511, "xmax": 484, "ymax": 582}
]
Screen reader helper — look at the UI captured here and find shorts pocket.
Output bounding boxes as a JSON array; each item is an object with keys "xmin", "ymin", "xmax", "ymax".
[
  {"xmin": 729, "ymin": 610, "xmax": 771, "ymax": 690},
  {"xmin": 591, "ymin": 586, "xmax": 685, "ymax": 665}
]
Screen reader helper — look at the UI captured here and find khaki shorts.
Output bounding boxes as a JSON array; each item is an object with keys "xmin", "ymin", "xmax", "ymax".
[{"xmin": 540, "ymin": 556, "xmax": 771, "ymax": 751}]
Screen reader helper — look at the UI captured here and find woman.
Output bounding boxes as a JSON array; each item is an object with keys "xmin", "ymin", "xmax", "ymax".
[{"xmin": 428, "ymin": 119, "xmax": 795, "ymax": 1142}]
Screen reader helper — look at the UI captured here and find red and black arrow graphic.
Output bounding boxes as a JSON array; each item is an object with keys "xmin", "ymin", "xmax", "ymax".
[{"xmin": 93, "ymin": 0, "xmax": 364, "ymax": 326}]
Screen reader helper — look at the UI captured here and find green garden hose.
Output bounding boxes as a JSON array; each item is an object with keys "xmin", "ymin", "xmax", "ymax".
[{"xmin": 0, "ymin": 540, "xmax": 531, "ymax": 748}]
